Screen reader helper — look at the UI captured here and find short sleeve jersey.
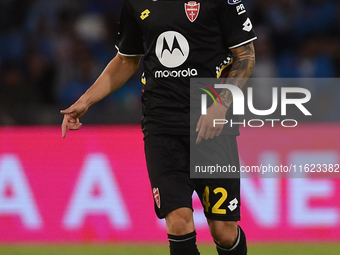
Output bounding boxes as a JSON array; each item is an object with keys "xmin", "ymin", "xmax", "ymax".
[{"xmin": 116, "ymin": 0, "xmax": 256, "ymax": 137}]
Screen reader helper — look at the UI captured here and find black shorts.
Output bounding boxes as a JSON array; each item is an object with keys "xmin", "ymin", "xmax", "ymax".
[{"xmin": 144, "ymin": 134, "xmax": 241, "ymax": 221}]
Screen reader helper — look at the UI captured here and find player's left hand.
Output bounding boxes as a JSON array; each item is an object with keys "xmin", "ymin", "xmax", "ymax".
[{"xmin": 196, "ymin": 103, "xmax": 228, "ymax": 144}]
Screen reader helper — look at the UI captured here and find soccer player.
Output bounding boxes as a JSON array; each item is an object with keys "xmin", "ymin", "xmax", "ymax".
[{"xmin": 61, "ymin": 1, "xmax": 256, "ymax": 254}]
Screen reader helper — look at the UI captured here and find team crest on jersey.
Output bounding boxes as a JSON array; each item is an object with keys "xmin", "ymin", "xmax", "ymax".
[
  {"xmin": 185, "ymin": 1, "xmax": 200, "ymax": 22},
  {"xmin": 153, "ymin": 187, "xmax": 161, "ymax": 208}
]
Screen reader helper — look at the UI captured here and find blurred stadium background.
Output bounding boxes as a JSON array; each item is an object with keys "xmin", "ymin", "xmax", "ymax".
[{"xmin": 0, "ymin": 0, "xmax": 340, "ymax": 254}]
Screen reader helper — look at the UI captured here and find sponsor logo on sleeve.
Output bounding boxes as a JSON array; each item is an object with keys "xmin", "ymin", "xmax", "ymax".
[
  {"xmin": 236, "ymin": 4, "xmax": 246, "ymax": 15},
  {"xmin": 228, "ymin": 0, "xmax": 241, "ymax": 5},
  {"xmin": 242, "ymin": 18, "xmax": 253, "ymax": 32}
]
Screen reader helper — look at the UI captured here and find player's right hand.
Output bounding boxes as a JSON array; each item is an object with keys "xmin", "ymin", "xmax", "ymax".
[{"xmin": 60, "ymin": 102, "xmax": 89, "ymax": 138}]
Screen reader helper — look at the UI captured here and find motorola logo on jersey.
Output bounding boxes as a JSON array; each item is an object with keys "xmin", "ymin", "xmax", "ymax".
[
  {"xmin": 155, "ymin": 31, "xmax": 198, "ymax": 78},
  {"xmin": 156, "ymin": 31, "xmax": 189, "ymax": 68}
]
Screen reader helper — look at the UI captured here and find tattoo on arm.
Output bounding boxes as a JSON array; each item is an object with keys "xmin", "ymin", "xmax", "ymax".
[{"xmin": 220, "ymin": 43, "xmax": 255, "ymax": 109}]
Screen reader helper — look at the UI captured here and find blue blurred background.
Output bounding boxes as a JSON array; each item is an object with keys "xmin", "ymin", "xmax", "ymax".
[{"xmin": 0, "ymin": 0, "xmax": 339, "ymax": 125}]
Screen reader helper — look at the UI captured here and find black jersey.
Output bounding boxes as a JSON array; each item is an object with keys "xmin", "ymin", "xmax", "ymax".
[{"xmin": 116, "ymin": 0, "xmax": 256, "ymax": 137}]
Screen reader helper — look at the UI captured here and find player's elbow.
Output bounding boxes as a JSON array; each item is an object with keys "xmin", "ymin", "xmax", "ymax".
[{"xmin": 117, "ymin": 53, "xmax": 141, "ymax": 71}]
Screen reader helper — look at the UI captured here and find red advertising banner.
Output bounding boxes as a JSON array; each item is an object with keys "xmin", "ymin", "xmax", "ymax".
[{"xmin": 0, "ymin": 124, "xmax": 339, "ymax": 243}]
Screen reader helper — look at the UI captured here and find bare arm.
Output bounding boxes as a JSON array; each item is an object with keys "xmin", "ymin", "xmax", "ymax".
[
  {"xmin": 72, "ymin": 53, "xmax": 141, "ymax": 108},
  {"xmin": 60, "ymin": 53, "xmax": 141, "ymax": 137},
  {"xmin": 196, "ymin": 42, "xmax": 255, "ymax": 144}
]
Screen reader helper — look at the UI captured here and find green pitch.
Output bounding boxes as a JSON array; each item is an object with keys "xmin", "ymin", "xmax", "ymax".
[{"xmin": 0, "ymin": 243, "xmax": 339, "ymax": 255}]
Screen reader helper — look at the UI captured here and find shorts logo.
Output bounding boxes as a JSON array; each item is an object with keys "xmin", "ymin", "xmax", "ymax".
[
  {"xmin": 185, "ymin": 1, "xmax": 200, "ymax": 22},
  {"xmin": 155, "ymin": 31, "xmax": 190, "ymax": 68},
  {"xmin": 228, "ymin": 0, "xmax": 241, "ymax": 5},
  {"xmin": 242, "ymin": 18, "xmax": 252, "ymax": 32},
  {"xmin": 153, "ymin": 187, "xmax": 161, "ymax": 208},
  {"xmin": 228, "ymin": 198, "xmax": 238, "ymax": 211}
]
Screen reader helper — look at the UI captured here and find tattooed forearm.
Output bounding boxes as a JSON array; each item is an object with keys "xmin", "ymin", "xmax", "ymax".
[
  {"xmin": 219, "ymin": 42, "xmax": 255, "ymax": 109},
  {"xmin": 227, "ymin": 43, "xmax": 255, "ymax": 80}
]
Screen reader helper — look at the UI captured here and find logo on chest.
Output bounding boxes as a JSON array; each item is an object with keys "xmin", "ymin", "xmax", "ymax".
[
  {"xmin": 154, "ymin": 31, "xmax": 198, "ymax": 78},
  {"xmin": 155, "ymin": 31, "xmax": 190, "ymax": 68},
  {"xmin": 185, "ymin": 1, "xmax": 200, "ymax": 22}
]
